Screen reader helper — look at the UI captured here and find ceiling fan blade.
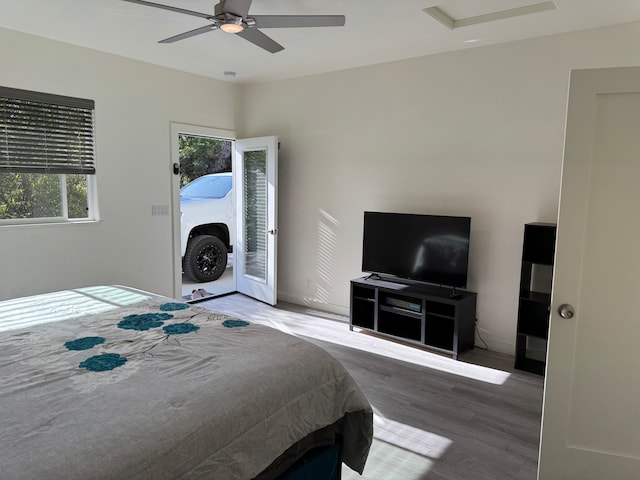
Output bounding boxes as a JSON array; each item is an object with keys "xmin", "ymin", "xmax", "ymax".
[
  {"xmin": 220, "ymin": 0, "xmax": 253, "ymax": 18},
  {"xmin": 122, "ymin": 0, "xmax": 212, "ymax": 20},
  {"xmin": 236, "ymin": 28, "xmax": 284, "ymax": 54},
  {"xmin": 252, "ymin": 15, "xmax": 345, "ymax": 29},
  {"xmin": 159, "ymin": 24, "xmax": 218, "ymax": 43}
]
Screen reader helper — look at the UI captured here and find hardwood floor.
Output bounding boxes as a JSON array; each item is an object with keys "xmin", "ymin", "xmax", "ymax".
[{"xmin": 197, "ymin": 293, "xmax": 544, "ymax": 480}]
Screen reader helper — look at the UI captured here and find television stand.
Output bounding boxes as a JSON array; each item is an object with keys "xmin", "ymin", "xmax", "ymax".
[{"xmin": 349, "ymin": 277, "xmax": 477, "ymax": 359}]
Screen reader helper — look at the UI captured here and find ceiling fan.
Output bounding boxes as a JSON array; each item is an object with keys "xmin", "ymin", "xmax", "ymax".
[{"xmin": 123, "ymin": 0, "xmax": 346, "ymax": 53}]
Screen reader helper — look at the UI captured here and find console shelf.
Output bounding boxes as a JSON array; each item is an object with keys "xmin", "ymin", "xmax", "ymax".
[{"xmin": 350, "ymin": 277, "xmax": 477, "ymax": 359}]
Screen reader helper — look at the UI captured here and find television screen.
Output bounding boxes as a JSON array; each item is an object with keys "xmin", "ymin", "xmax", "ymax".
[{"xmin": 362, "ymin": 211, "xmax": 471, "ymax": 288}]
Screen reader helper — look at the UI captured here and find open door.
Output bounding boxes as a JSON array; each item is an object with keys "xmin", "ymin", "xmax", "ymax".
[
  {"xmin": 538, "ymin": 67, "xmax": 640, "ymax": 478},
  {"xmin": 234, "ymin": 136, "xmax": 278, "ymax": 305}
]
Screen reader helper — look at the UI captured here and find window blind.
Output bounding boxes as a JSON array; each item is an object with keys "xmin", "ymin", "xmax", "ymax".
[{"xmin": 0, "ymin": 86, "xmax": 95, "ymax": 175}]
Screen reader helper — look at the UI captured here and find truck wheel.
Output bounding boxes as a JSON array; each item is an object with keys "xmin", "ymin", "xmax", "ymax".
[{"xmin": 184, "ymin": 235, "xmax": 228, "ymax": 283}]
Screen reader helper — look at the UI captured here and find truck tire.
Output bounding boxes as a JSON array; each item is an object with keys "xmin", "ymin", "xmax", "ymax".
[{"xmin": 183, "ymin": 235, "xmax": 228, "ymax": 283}]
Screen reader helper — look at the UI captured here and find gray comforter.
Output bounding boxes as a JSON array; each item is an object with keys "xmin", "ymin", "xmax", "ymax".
[{"xmin": 0, "ymin": 286, "xmax": 372, "ymax": 479}]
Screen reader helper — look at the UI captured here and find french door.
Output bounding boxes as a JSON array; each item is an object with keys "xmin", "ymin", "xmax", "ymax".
[
  {"xmin": 170, "ymin": 124, "xmax": 278, "ymax": 305},
  {"xmin": 234, "ymin": 136, "xmax": 278, "ymax": 305}
]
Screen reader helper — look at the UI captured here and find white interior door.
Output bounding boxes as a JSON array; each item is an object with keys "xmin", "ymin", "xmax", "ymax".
[
  {"xmin": 538, "ymin": 67, "xmax": 640, "ymax": 479},
  {"xmin": 234, "ymin": 136, "xmax": 278, "ymax": 305}
]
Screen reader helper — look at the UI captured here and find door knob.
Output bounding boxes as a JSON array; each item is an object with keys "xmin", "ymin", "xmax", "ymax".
[{"xmin": 558, "ymin": 303, "xmax": 575, "ymax": 319}]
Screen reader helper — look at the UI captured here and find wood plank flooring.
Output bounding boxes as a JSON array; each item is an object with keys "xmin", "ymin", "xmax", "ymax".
[{"xmin": 196, "ymin": 293, "xmax": 544, "ymax": 480}]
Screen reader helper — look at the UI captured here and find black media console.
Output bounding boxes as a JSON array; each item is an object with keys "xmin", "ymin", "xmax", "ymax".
[{"xmin": 350, "ymin": 277, "xmax": 477, "ymax": 359}]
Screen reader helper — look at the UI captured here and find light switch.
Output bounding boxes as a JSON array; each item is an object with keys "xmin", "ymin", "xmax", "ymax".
[{"xmin": 152, "ymin": 205, "xmax": 169, "ymax": 216}]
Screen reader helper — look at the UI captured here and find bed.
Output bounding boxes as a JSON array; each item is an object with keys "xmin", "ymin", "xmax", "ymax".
[{"xmin": 0, "ymin": 286, "xmax": 373, "ymax": 479}]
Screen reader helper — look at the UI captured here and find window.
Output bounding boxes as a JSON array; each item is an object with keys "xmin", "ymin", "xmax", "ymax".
[
  {"xmin": 0, "ymin": 86, "xmax": 96, "ymax": 223},
  {"xmin": 180, "ymin": 174, "xmax": 232, "ymax": 199}
]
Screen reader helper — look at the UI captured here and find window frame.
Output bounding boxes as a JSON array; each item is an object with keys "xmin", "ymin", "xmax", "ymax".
[{"xmin": 0, "ymin": 86, "xmax": 97, "ymax": 224}]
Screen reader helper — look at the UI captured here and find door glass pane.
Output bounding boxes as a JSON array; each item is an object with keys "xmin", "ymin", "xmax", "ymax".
[{"xmin": 243, "ymin": 149, "xmax": 267, "ymax": 280}]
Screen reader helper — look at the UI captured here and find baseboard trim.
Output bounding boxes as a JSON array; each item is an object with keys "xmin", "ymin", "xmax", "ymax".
[{"xmin": 277, "ymin": 292, "xmax": 350, "ymax": 318}]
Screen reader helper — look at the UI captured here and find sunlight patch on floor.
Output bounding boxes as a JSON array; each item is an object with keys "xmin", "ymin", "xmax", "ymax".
[
  {"xmin": 257, "ymin": 307, "xmax": 510, "ymax": 385},
  {"xmin": 342, "ymin": 412, "xmax": 451, "ymax": 479},
  {"xmin": 373, "ymin": 411, "xmax": 452, "ymax": 458},
  {"xmin": 343, "ymin": 437, "xmax": 436, "ymax": 480}
]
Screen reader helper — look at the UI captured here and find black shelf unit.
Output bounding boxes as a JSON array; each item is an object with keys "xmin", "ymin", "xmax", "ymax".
[
  {"xmin": 350, "ymin": 277, "xmax": 477, "ymax": 359},
  {"xmin": 514, "ymin": 222, "xmax": 557, "ymax": 375}
]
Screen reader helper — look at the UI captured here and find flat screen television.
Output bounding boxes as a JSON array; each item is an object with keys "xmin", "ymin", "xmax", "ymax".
[{"xmin": 362, "ymin": 211, "xmax": 471, "ymax": 290}]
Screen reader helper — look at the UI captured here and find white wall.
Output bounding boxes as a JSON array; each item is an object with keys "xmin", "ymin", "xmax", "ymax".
[
  {"xmin": 3, "ymin": 21, "xmax": 640, "ymax": 355},
  {"xmin": 0, "ymin": 27, "xmax": 240, "ymax": 301},
  {"xmin": 241, "ymin": 21, "xmax": 640, "ymax": 354}
]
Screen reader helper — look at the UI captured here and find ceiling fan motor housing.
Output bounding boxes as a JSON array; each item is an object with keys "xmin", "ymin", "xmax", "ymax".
[
  {"xmin": 123, "ymin": 0, "xmax": 344, "ymax": 53},
  {"xmin": 216, "ymin": 0, "xmax": 249, "ymax": 20}
]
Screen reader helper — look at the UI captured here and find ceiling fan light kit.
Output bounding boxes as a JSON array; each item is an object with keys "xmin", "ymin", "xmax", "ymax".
[
  {"xmin": 219, "ymin": 17, "xmax": 244, "ymax": 34},
  {"xmin": 123, "ymin": 0, "xmax": 345, "ymax": 53}
]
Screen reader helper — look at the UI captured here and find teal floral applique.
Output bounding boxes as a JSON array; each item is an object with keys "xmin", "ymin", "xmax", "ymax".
[
  {"xmin": 159, "ymin": 302, "xmax": 190, "ymax": 312},
  {"xmin": 222, "ymin": 319, "xmax": 250, "ymax": 328},
  {"xmin": 118, "ymin": 313, "xmax": 173, "ymax": 331},
  {"xmin": 163, "ymin": 323, "xmax": 200, "ymax": 335},
  {"xmin": 64, "ymin": 336, "xmax": 105, "ymax": 351},
  {"xmin": 79, "ymin": 353, "xmax": 127, "ymax": 372}
]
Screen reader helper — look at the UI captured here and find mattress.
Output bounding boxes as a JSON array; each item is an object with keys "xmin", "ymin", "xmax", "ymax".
[{"xmin": 0, "ymin": 286, "xmax": 372, "ymax": 479}]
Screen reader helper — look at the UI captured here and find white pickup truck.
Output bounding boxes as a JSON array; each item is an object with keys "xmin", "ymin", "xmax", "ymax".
[{"xmin": 180, "ymin": 172, "xmax": 233, "ymax": 282}]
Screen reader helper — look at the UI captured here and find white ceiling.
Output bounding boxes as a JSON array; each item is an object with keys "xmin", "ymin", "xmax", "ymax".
[{"xmin": 2, "ymin": 0, "xmax": 640, "ymax": 84}]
